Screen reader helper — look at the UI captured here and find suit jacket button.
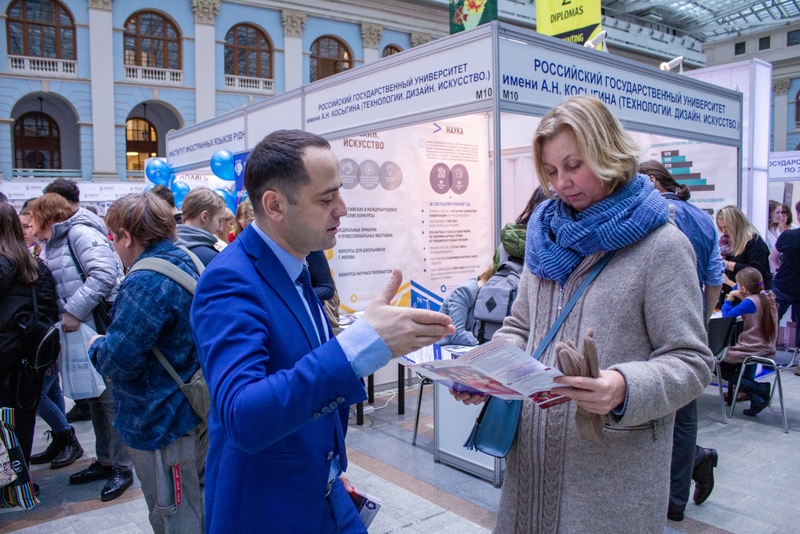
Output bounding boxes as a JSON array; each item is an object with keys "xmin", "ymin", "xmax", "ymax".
[
  {"xmin": 329, "ymin": 401, "xmax": 339, "ymax": 410},
  {"xmin": 321, "ymin": 406, "xmax": 331, "ymax": 415},
  {"xmin": 327, "ymin": 451, "xmax": 334, "ymax": 460},
  {"xmin": 312, "ymin": 412, "xmax": 321, "ymax": 419},
  {"xmin": 336, "ymin": 396, "xmax": 345, "ymax": 404}
]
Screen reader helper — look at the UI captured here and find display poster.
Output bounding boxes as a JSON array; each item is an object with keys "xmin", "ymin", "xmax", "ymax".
[
  {"xmin": 450, "ymin": 0, "xmax": 498, "ymax": 34},
  {"xmin": 498, "ymin": 37, "xmax": 742, "ymax": 143},
  {"xmin": 304, "ymin": 35, "xmax": 493, "ymax": 135},
  {"xmin": 769, "ymin": 151, "xmax": 800, "ymax": 181},
  {"xmin": 630, "ymin": 131, "xmax": 739, "ymax": 216},
  {"xmin": 330, "ymin": 114, "xmax": 494, "ymax": 313},
  {"xmin": 536, "ymin": 0, "xmax": 602, "ymax": 49},
  {"xmin": 0, "ymin": 180, "xmax": 143, "ymax": 214}
]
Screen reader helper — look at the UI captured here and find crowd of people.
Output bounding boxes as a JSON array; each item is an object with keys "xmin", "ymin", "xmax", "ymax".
[{"xmin": 0, "ymin": 94, "xmax": 798, "ymax": 533}]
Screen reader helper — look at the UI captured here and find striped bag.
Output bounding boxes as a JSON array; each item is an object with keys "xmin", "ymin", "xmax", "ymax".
[{"xmin": 0, "ymin": 408, "xmax": 39, "ymax": 509}]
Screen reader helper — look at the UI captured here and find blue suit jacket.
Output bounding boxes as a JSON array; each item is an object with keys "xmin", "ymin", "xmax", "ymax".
[{"xmin": 191, "ymin": 225, "xmax": 368, "ymax": 533}]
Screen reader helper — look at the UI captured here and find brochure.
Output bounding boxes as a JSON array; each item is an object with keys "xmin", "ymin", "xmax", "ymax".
[{"xmin": 401, "ymin": 339, "xmax": 569, "ymax": 408}]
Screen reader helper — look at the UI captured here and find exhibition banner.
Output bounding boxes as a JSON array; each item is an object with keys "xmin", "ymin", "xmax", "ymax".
[
  {"xmin": 304, "ymin": 35, "xmax": 493, "ymax": 135},
  {"xmin": 167, "ymin": 113, "xmax": 246, "ymax": 169},
  {"xmin": 246, "ymin": 98, "xmax": 303, "ymax": 147},
  {"xmin": 0, "ymin": 181, "xmax": 144, "ymax": 214},
  {"xmin": 536, "ymin": 0, "xmax": 602, "ymax": 49},
  {"xmin": 498, "ymin": 37, "xmax": 742, "ymax": 143},
  {"xmin": 450, "ymin": 0, "xmax": 498, "ymax": 34},
  {"xmin": 330, "ymin": 114, "xmax": 493, "ymax": 312},
  {"xmin": 769, "ymin": 151, "xmax": 800, "ymax": 181},
  {"xmin": 631, "ymin": 132, "xmax": 739, "ymax": 216}
]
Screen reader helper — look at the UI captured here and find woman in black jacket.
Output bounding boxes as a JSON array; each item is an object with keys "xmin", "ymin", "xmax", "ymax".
[
  {"xmin": 716, "ymin": 205, "xmax": 773, "ymax": 298},
  {"xmin": 0, "ymin": 203, "xmax": 60, "ymax": 464}
]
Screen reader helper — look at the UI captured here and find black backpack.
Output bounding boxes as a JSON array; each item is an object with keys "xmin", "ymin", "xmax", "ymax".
[
  {"xmin": 472, "ymin": 260, "xmax": 523, "ymax": 343},
  {"xmin": 14, "ymin": 287, "xmax": 61, "ymax": 408}
]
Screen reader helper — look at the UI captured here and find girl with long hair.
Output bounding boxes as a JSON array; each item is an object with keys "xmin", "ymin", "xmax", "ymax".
[{"xmin": 720, "ymin": 267, "xmax": 778, "ymax": 416}]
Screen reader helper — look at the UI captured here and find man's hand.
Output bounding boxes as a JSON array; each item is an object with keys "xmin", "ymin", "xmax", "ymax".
[{"xmin": 362, "ymin": 269, "xmax": 455, "ymax": 358}]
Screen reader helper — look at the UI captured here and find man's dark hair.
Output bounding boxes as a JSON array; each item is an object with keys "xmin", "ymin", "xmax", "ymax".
[
  {"xmin": 244, "ymin": 129, "xmax": 330, "ymax": 216},
  {"xmin": 21, "ymin": 197, "xmax": 37, "ymax": 209},
  {"xmin": 150, "ymin": 185, "xmax": 176, "ymax": 208},
  {"xmin": 84, "ymin": 205, "xmax": 98, "ymax": 215},
  {"xmin": 0, "ymin": 192, "xmax": 7, "ymax": 204},
  {"xmin": 43, "ymin": 178, "xmax": 80, "ymax": 203}
]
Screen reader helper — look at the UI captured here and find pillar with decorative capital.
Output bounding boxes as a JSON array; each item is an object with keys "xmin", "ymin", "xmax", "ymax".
[
  {"xmin": 411, "ymin": 32, "xmax": 432, "ymax": 48},
  {"xmin": 773, "ymin": 78, "xmax": 791, "ymax": 152},
  {"xmin": 361, "ymin": 23, "xmax": 383, "ymax": 65},
  {"xmin": 282, "ymin": 10, "xmax": 307, "ymax": 91},
  {"xmin": 88, "ymin": 0, "xmax": 118, "ymax": 180},
  {"xmin": 193, "ymin": 0, "xmax": 220, "ymax": 123}
]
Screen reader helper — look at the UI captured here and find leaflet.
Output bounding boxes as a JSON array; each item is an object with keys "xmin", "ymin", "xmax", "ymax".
[{"xmin": 401, "ymin": 339, "xmax": 569, "ymax": 407}]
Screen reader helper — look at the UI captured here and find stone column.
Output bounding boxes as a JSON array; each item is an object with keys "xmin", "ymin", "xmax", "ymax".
[
  {"xmin": 773, "ymin": 78, "xmax": 791, "ymax": 152},
  {"xmin": 361, "ymin": 23, "xmax": 382, "ymax": 65},
  {"xmin": 411, "ymin": 32, "xmax": 432, "ymax": 48},
  {"xmin": 88, "ymin": 0, "xmax": 118, "ymax": 179},
  {"xmin": 282, "ymin": 10, "xmax": 307, "ymax": 91},
  {"xmin": 192, "ymin": 0, "xmax": 219, "ymax": 123}
]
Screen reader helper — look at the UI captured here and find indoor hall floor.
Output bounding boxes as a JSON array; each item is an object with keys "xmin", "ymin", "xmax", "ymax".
[{"xmin": 1, "ymin": 351, "xmax": 798, "ymax": 534}]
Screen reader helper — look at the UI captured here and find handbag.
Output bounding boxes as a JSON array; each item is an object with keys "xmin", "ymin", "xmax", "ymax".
[
  {"xmin": 128, "ymin": 247, "xmax": 209, "ymax": 423},
  {"xmin": 66, "ymin": 233, "xmax": 114, "ymax": 334},
  {"xmin": 0, "ymin": 408, "xmax": 39, "ymax": 508},
  {"xmin": 464, "ymin": 251, "xmax": 616, "ymax": 458},
  {"xmin": 14, "ymin": 287, "xmax": 61, "ymax": 409}
]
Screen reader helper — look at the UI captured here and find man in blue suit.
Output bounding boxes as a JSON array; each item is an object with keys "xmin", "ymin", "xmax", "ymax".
[{"xmin": 191, "ymin": 130, "xmax": 455, "ymax": 533}]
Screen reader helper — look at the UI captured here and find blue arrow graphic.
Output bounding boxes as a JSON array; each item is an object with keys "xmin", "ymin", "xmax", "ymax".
[{"xmin": 433, "ymin": 123, "xmax": 441, "ymax": 133}]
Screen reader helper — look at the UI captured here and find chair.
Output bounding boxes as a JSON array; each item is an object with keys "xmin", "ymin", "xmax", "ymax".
[
  {"xmin": 412, "ymin": 375, "xmax": 433, "ymax": 445},
  {"xmin": 707, "ymin": 316, "xmax": 738, "ymax": 423},
  {"xmin": 729, "ymin": 354, "xmax": 789, "ymax": 433}
]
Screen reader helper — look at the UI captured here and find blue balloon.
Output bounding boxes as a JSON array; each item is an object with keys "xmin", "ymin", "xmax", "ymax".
[
  {"xmin": 215, "ymin": 188, "xmax": 237, "ymax": 213},
  {"xmin": 171, "ymin": 181, "xmax": 191, "ymax": 209},
  {"xmin": 143, "ymin": 183, "xmax": 155, "ymax": 193},
  {"xmin": 145, "ymin": 159, "xmax": 171, "ymax": 186},
  {"xmin": 210, "ymin": 150, "xmax": 235, "ymax": 181}
]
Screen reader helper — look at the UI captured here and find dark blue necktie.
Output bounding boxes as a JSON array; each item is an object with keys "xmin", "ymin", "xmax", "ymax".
[{"xmin": 297, "ymin": 265, "xmax": 327, "ymax": 345}]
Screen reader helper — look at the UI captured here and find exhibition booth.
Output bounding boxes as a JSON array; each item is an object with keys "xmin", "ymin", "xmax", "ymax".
[{"xmin": 165, "ymin": 22, "xmax": 744, "ymax": 482}]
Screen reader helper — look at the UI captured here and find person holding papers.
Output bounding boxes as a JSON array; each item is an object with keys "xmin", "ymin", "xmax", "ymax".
[{"xmin": 454, "ymin": 95, "xmax": 712, "ymax": 533}]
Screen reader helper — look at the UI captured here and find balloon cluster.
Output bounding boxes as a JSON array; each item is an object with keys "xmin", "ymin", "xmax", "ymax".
[{"xmin": 144, "ymin": 149, "xmax": 237, "ymax": 210}]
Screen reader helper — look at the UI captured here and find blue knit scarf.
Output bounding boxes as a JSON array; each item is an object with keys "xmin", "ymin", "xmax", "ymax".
[{"xmin": 525, "ymin": 173, "xmax": 670, "ymax": 286}]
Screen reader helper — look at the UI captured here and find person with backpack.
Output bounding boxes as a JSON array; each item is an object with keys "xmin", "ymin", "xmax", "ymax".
[
  {"xmin": 0, "ymin": 204, "xmax": 59, "ymax": 467},
  {"xmin": 439, "ymin": 263, "xmax": 495, "ymax": 346},
  {"xmin": 88, "ymin": 192, "xmax": 207, "ymax": 534}
]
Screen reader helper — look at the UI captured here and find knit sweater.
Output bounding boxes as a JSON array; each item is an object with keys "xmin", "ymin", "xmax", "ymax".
[{"xmin": 493, "ymin": 222, "xmax": 713, "ymax": 534}]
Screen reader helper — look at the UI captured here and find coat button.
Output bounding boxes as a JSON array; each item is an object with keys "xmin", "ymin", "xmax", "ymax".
[
  {"xmin": 326, "ymin": 451, "xmax": 334, "ymax": 460},
  {"xmin": 312, "ymin": 412, "xmax": 321, "ymax": 419},
  {"xmin": 321, "ymin": 406, "xmax": 331, "ymax": 415},
  {"xmin": 329, "ymin": 401, "xmax": 339, "ymax": 410},
  {"xmin": 336, "ymin": 396, "xmax": 345, "ymax": 404}
]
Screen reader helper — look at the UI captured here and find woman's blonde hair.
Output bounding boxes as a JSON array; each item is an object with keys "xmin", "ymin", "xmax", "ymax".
[
  {"xmin": 235, "ymin": 198, "xmax": 254, "ymax": 236},
  {"xmin": 715, "ymin": 205, "xmax": 757, "ymax": 257},
  {"xmin": 533, "ymin": 95, "xmax": 641, "ymax": 198}
]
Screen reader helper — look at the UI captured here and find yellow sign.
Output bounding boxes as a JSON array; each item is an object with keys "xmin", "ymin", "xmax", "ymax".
[{"xmin": 536, "ymin": 0, "xmax": 602, "ymax": 49}]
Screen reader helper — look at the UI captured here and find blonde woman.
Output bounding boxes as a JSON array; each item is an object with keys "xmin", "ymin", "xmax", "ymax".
[
  {"xmin": 234, "ymin": 198, "xmax": 254, "ymax": 236},
  {"xmin": 454, "ymin": 95, "xmax": 712, "ymax": 532},
  {"xmin": 715, "ymin": 205, "xmax": 772, "ymax": 295}
]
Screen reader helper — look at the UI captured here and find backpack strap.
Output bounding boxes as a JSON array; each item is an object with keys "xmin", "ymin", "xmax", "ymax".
[
  {"xmin": 129, "ymin": 257, "xmax": 197, "ymax": 294},
  {"xmin": 152, "ymin": 346, "xmax": 186, "ymax": 388},
  {"xmin": 177, "ymin": 245, "xmax": 205, "ymax": 276}
]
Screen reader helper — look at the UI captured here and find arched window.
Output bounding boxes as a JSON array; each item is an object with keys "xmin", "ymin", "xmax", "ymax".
[
  {"xmin": 382, "ymin": 45, "xmax": 402, "ymax": 58},
  {"xmin": 14, "ymin": 111, "xmax": 60, "ymax": 169},
  {"xmin": 123, "ymin": 11, "xmax": 181, "ymax": 69},
  {"xmin": 125, "ymin": 118, "xmax": 158, "ymax": 171},
  {"xmin": 6, "ymin": 0, "xmax": 75, "ymax": 59},
  {"xmin": 225, "ymin": 24, "xmax": 273, "ymax": 79},
  {"xmin": 310, "ymin": 36, "xmax": 352, "ymax": 83}
]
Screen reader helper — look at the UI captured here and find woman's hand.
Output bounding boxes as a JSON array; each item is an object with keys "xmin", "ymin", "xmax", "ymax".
[
  {"xmin": 722, "ymin": 272, "xmax": 735, "ymax": 288},
  {"xmin": 449, "ymin": 389, "xmax": 487, "ymax": 405},
  {"xmin": 61, "ymin": 312, "xmax": 81, "ymax": 333},
  {"xmin": 550, "ymin": 370, "xmax": 627, "ymax": 415}
]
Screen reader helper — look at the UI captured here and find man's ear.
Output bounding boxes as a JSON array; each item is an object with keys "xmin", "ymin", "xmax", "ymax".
[
  {"xmin": 199, "ymin": 210, "xmax": 210, "ymax": 224},
  {"xmin": 261, "ymin": 190, "xmax": 286, "ymax": 222}
]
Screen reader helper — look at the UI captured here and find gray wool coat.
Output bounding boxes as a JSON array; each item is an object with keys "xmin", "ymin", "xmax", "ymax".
[
  {"xmin": 43, "ymin": 208, "xmax": 122, "ymax": 323},
  {"xmin": 493, "ymin": 222, "xmax": 713, "ymax": 534}
]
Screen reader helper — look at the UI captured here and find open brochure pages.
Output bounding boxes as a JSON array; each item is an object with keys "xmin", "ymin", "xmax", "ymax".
[{"xmin": 401, "ymin": 339, "xmax": 569, "ymax": 408}]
